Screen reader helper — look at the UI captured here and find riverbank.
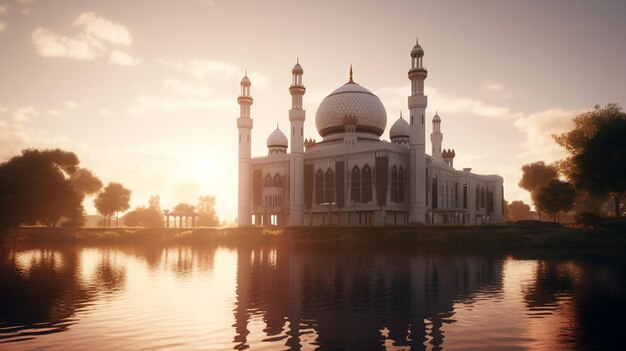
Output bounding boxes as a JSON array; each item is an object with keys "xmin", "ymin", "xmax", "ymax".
[{"xmin": 1, "ymin": 221, "xmax": 625, "ymax": 251}]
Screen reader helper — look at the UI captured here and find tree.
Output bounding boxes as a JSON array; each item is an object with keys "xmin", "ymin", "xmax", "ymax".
[
  {"xmin": 554, "ymin": 103, "xmax": 626, "ymax": 217},
  {"xmin": 174, "ymin": 202, "xmax": 195, "ymax": 212},
  {"xmin": 148, "ymin": 195, "xmax": 161, "ymax": 213},
  {"xmin": 0, "ymin": 149, "xmax": 101, "ymax": 228},
  {"xmin": 196, "ymin": 195, "xmax": 219, "ymax": 227},
  {"xmin": 506, "ymin": 200, "xmax": 536, "ymax": 222},
  {"xmin": 518, "ymin": 161, "xmax": 559, "ymax": 220},
  {"xmin": 124, "ymin": 207, "xmax": 164, "ymax": 228},
  {"xmin": 518, "ymin": 161, "xmax": 558, "ymax": 193},
  {"xmin": 94, "ymin": 183, "xmax": 131, "ymax": 227},
  {"xmin": 532, "ymin": 180, "xmax": 576, "ymax": 222}
]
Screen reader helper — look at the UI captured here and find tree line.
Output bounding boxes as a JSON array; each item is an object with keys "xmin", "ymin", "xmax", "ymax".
[
  {"xmin": 509, "ymin": 103, "xmax": 626, "ymax": 222},
  {"xmin": 0, "ymin": 149, "xmax": 219, "ymax": 229}
]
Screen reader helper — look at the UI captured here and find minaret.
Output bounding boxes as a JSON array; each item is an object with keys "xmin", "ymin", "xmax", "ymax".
[
  {"xmin": 430, "ymin": 111, "xmax": 443, "ymax": 163},
  {"xmin": 289, "ymin": 59, "xmax": 306, "ymax": 225},
  {"xmin": 237, "ymin": 73, "xmax": 253, "ymax": 226},
  {"xmin": 408, "ymin": 37, "xmax": 428, "ymax": 223}
]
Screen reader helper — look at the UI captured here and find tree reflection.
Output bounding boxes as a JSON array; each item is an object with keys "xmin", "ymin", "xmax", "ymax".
[
  {"xmin": 0, "ymin": 245, "xmax": 128, "ymax": 343},
  {"xmin": 232, "ymin": 245, "xmax": 505, "ymax": 350},
  {"xmin": 522, "ymin": 257, "xmax": 626, "ymax": 349}
]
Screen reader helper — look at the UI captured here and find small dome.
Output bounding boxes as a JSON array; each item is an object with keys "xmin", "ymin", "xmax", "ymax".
[
  {"xmin": 433, "ymin": 112, "xmax": 441, "ymax": 122},
  {"xmin": 390, "ymin": 115, "xmax": 410, "ymax": 139},
  {"xmin": 240, "ymin": 75, "xmax": 251, "ymax": 87},
  {"xmin": 292, "ymin": 62, "xmax": 303, "ymax": 74},
  {"xmin": 315, "ymin": 81, "xmax": 387, "ymax": 138},
  {"xmin": 267, "ymin": 127, "xmax": 288, "ymax": 148},
  {"xmin": 411, "ymin": 37, "xmax": 424, "ymax": 57}
]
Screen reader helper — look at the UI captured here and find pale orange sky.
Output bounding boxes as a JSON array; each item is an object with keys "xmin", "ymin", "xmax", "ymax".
[{"xmin": 1, "ymin": 0, "xmax": 625, "ymax": 222}]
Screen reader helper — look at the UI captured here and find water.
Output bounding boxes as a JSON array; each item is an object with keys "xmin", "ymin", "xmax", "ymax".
[{"xmin": 1, "ymin": 243, "xmax": 624, "ymax": 350}]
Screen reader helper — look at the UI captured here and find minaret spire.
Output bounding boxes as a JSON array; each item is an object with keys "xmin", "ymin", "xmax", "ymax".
[{"xmin": 348, "ymin": 65, "xmax": 354, "ymax": 83}]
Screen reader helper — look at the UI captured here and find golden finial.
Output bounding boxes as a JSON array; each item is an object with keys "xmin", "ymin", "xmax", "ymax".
[{"xmin": 349, "ymin": 64, "xmax": 354, "ymax": 83}]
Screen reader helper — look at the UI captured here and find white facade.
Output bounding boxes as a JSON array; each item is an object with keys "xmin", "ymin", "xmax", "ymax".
[{"xmin": 237, "ymin": 39, "xmax": 504, "ymax": 226}]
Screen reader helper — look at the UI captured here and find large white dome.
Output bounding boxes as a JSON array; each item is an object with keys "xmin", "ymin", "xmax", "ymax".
[{"xmin": 315, "ymin": 82, "xmax": 387, "ymax": 138}]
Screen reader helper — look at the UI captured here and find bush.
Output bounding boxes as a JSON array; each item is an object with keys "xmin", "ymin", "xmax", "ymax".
[{"xmin": 575, "ymin": 211, "xmax": 604, "ymax": 227}]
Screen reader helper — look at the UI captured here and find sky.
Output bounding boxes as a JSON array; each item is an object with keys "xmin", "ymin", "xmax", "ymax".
[{"xmin": 1, "ymin": 0, "xmax": 625, "ymax": 223}]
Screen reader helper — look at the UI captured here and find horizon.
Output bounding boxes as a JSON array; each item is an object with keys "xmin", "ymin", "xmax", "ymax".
[{"xmin": 1, "ymin": 0, "xmax": 626, "ymax": 222}]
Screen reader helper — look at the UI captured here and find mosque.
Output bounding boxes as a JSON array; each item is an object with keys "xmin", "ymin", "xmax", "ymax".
[{"xmin": 237, "ymin": 39, "xmax": 504, "ymax": 226}]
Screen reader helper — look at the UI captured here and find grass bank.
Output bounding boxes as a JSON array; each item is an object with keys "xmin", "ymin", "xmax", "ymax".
[{"xmin": 1, "ymin": 221, "xmax": 625, "ymax": 251}]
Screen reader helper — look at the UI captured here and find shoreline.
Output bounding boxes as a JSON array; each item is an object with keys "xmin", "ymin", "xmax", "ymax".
[{"xmin": 1, "ymin": 223, "xmax": 625, "ymax": 252}]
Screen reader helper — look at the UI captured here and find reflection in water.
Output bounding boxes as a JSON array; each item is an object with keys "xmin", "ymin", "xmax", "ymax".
[
  {"xmin": 0, "ymin": 243, "xmax": 624, "ymax": 350},
  {"xmin": 233, "ymin": 246, "xmax": 504, "ymax": 350}
]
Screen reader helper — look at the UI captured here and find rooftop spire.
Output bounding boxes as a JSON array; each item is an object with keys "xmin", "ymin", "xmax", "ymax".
[
  {"xmin": 297, "ymin": 57, "xmax": 299, "ymax": 64},
  {"xmin": 400, "ymin": 110, "xmax": 403, "ymax": 119},
  {"xmin": 348, "ymin": 64, "xmax": 354, "ymax": 83},
  {"xmin": 416, "ymin": 35, "xmax": 419, "ymax": 44},
  {"xmin": 276, "ymin": 122, "xmax": 279, "ymax": 129}
]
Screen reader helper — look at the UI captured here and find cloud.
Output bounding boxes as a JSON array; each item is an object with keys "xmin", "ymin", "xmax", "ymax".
[
  {"xmin": 0, "ymin": 22, "xmax": 5, "ymax": 31},
  {"xmin": 0, "ymin": 6, "xmax": 6, "ymax": 14},
  {"xmin": 159, "ymin": 59, "xmax": 238, "ymax": 80},
  {"xmin": 66, "ymin": 100, "xmax": 79, "ymax": 109},
  {"xmin": 32, "ymin": 28, "xmax": 103, "ymax": 60},
  {"xmin": 482, "ymin": 80, "xmax": 503, "ymax": 92},
  {"xmin": 74, "ymin": 12, "xmax": 132, "ymax": 47},
  {"xmin": 158, "ymin": 59, "xmax": 270, "ymax": 88},
  {"xmin": 99, "ymin": 109, "xmax": 111, "ymax": 116},
  {"xmin": 13, "ymin": 106, "xmax": 38, "ymax": 122},
  {"xmin": 514, "ymin": 108, "xmax": 575, "ymax": 162},
  {"xmin": 32, "ymin": 12, "xmax": 139, "ymax": 65},
  {"xmin": 109, "ymin": 49, "xmax": 141, "ymax": 66},
  {"xmin": 375, "ymin": 85, "xmax": 517, "ymax": 120},
  {"xmin": 130, "ymin": 92, "xmax": 230, "ymax": 114}
]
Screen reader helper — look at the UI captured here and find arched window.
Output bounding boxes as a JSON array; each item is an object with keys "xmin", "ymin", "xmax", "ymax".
[
  {"xmin": 463, "ymin": 183, "xmax": 467, "ymax": 209},
  {"xmin": 480, "ymin": 187, "xmax": 485, "ymax": 208},
  {"xmin": 432, "ymin": 177, "xmax": 438, "ymax": 209},
  {"xmin": 264, "ymin": 174, "xmax": 272, "ymax": 186},
  {"xmin": 475, "ymin": 186, "xmax": 479, "ymax": 210},
  {"xmin": 351, "ymin": 166, "xmax": 361, "ymax": 203},
  {"xmin": 390, "ymin": 166, "xmax": 398, "ymax": 202},
  {"xmin": 315, "ymin": 170, "xmax": 324, "ymax": 204},
  {"xmin": 398, "ymin": 167, "xmax": 405, "ymax": 203},
  {"xmin": 324, "ymin": 168, "xmax": 334, "ymax": 203},
  {"xmin": 274, "ymin": 173, "xmax": 282, "ymax": 186},
  {"xmin": 362, "ymin": 164, "xmax": 372, "ymax": 203}
]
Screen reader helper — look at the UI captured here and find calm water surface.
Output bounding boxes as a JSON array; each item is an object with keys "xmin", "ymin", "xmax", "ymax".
[{"xmin": 1, "ymin": 243, "xmax": 624, "ymax": 350}]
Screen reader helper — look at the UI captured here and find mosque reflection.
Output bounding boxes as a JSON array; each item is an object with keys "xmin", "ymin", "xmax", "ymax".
[
  {"xmin": 233, "ymin": 245, "xmax": 504, "ymax": 350},
  {"xmin": 1, "ymin": 244, "xmax": 624, "ymax": 350}
]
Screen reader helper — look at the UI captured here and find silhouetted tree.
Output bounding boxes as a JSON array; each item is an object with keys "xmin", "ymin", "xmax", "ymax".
[
  {"xmin": 124, "ymin": 207, "xmax": 164, "ymax": 228},
  {"xmin": 0, "ymin": 149, "xmax": 101, "ymax": 228},
  {"xmin": 519, "ymin": 161, "xmax": 558, "ymax": 193},
  {"xmin": 518, "ymin": 161, "xmax": 559, "ymax": 220},
  {"xmin": 506, "ymin": 200, "xmax": 536, "ymax": 222},
  {"xmin": 94, "ymin": 183, "xmax": 131, "ymax": 227},
  {"xmin": 174, "ymin": 202, "xmax": 195, "ymax": 212},
  {"xmin": 148, "ymin": 195, "xmax": 161, "ymax": 213},
  {"xmin": 196, "ymin": 195, "xmax": 219, "ymax": 227},
  {"xmin": 554, "ymin": 103, "xmax": 626, "ymax": 217},
  {"xmin": 532, "ymin": 180, "xmax": 576, "ymax": 222}
]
